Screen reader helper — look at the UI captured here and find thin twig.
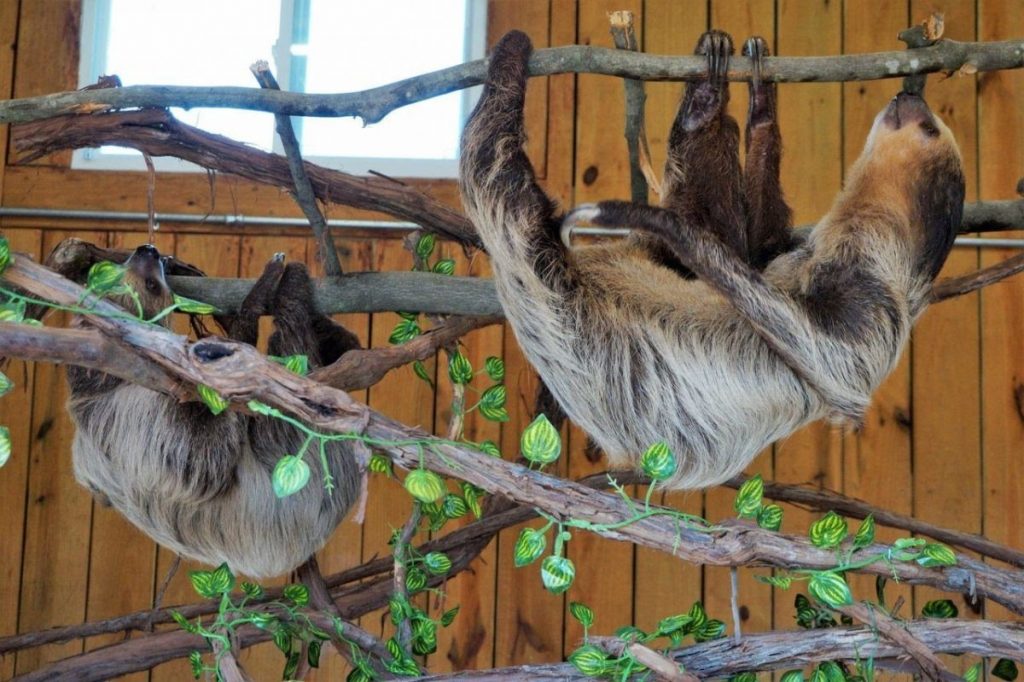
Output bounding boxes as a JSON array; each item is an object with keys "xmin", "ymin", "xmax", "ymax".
[
  {"xmin": 148, "ymin": 555, "xmax": 181, "ymax": 632},
  {"xmin": 250, "ymin": 62, "xmax": 343, "ymax": 277},
  {"xmin": 730, "ymin": 566, "xmax": 741, "ymax": 644},
  {"xmin": 2, "ymin": 38, "xmax": 1023, "ymax": 125},
  {"xmin": 931, "ymin": 251, "xmax": 1024, "ymax": 302},
  {"xmin": 609, "ymin": 11, "xmax": 650, "ymax": 205}
]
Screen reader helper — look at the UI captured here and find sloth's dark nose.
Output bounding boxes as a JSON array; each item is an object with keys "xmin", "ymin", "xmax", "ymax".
[
  {"xmin": 133, "ymin": 244, "xmax": 161, "ymax": 260},
  {"xmin": 883, "ymin": 91, "xmax": 935, "ymax": 129}
]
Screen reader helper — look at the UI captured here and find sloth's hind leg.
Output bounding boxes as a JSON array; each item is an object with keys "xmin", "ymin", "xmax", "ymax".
[
  {"xmin": 225, "ymin": 253, "xmax": 285, "ymax": 345},
  {"xmin": 742, "ymin": 36, "xmax": 795, "ymax": 269},
  {"xmin": 268, "ymin": 263, "xmax": 360, "ymax": 367},
  {"xmin": 659, "ymin": 30, "xmax": 747, "ymax": 264}
]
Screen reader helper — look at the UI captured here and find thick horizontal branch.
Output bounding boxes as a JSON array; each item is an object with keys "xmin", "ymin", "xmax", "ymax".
[
  {"xmin": 0, "ymin": 39, "xmax": 1022, "ymax": 125},
  {"xmin": 413, "ymin": 620, "xmax": 1024, "ymax": 681},
  {"xmin": 12, "ymin": 108, "xmax": 479, "ymax": 247}
]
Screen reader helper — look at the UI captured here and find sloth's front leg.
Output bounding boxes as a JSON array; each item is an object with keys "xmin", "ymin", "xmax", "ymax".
[
  {"xmin": 742, "ymin": 36, "xmax": 795, "ymax": 268},
  {"xmin": 224, "ymin": 252, "xmax": 285, "ymax": 345}
]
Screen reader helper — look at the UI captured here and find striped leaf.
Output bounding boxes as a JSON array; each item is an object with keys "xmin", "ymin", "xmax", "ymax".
[
  {"xmin": 809, "ymin": 511, "xmax": 848, "ymax": 549},
  {"xmin": 734, "ymin": 475, "xmax": 763, "ymax": 518},
  {"xmin": 568, "ymin": 645, "xmax": 611, "ymax": 677},
  {"xmin": 447, "ymin": 351, "xmax": 473, "ymax": 385},
  {"xmin": 283, "ymin": 583, "xmax": 309, "ymax": 606},
  {"xmin": 441, "ymin": 493, "xmax": 468, "ymax": 519},
  {"xmin": 388, "ymin": 318, "xmax": 421, "ymax": 344},
  {"xmin": 86, "ymin": 261, "xmax": 126, "ymax": 295},
  {"xmin": 780, "ymin": 671, "xmax": 805, "ymax": 682},
  {"xmin": 432, "ymin": 259, "xmax": 456, "ymax": 275},
  {"xmin": 273, "ymin": 456, "xmax": 311, "ymax": 498},
  {"xmin": 423, "ymin": 551, "xmax": 452, "ymax": 575},
  {"xmin": 808, "ymin": 571, "xmax": 853, "ymax": 608},
  {"xmin": 569, "ymin": 601, "xmax": 594, "ymax": 628},
  {"xmin": 0, "ymin": 236, "xmax": 9, "ymax": 274},
  {"xmin": 640, "ymin": 441, "xmax": 677, "ymax": 482},
  {"xmin": 540, "ymin": 555, "xmax": 575, "ymax": 594},
  {"xmin": 404, "ymin": 468, "xmax": 446, "ymax": 503},
  {"xmin": 917, "ymin": 543, "xmax": 957, "ymax": 567},
  {"xmin": 693, "ymin": 618, "xmax": 725, "ymax": 642},
  {"xmin": 479, "ymin": 384, "xmax": 509, "ymax": 422},
  {"xmin": 921, "ymin": 599, "xmax": 958, "ymax": 618},
  {"xmin": 197, "ymin": 384, "xmax": 228, "ymax": 416},
  {"xmin": 484, "ymin": 356, "xmax": 505, "ymax": 381},
  {"xmin": 513, "ymin": 527, "xmax": 547, "ymax": 567},
  {"xmin": 757, "ymin": 503, "xmax": 784, "ymax": 531},
  {"xmin": 415, "ymin": 233, "xmax": 436, "ymax": 259},
  {"xmin": 853, "ymin": 514, "xmax": 875, "ymax": 549},
  {"xmin": 521, "ymin": 414, "xmax": 561, "ymax": 465},
  {"xmin": 173, "ymin": 294, "xmax": 218, "ymax": 315},
  {"xmin": 0, "ymin": 426, "xmax": 10, "ymax": 468},
  {"xmin": 993, "ymin": 659, "xmax": 1019, "ymax": 681},
  {"xmin": 0, "ymin": 371, "xmax": 12, "ymax": 398}
]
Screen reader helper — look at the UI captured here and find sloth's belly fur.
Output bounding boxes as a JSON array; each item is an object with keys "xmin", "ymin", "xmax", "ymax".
[
  {"xmin": 495, "ymin": 247, "xmax": 825, "ymax": 488},
  {"xmin": 69, "ymin": 384, "xmax": 357, "ymax": 578}
]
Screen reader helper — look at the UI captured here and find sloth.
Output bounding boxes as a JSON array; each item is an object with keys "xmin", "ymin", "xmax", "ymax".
[
  {"xmin": 66, "ymin": 245, "xmax": 362, "ymax": 577},
  {"xmin": 460, "ymin": 30, "xmax": 965, "ymax": 489}
]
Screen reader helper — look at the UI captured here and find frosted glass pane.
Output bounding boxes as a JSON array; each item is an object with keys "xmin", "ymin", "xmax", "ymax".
[
  {"xmin": 104, "ymin": 0, "xmax": 279, "ymax": 150},
  {"xmin": 300, "ymin": 0, "xmax": 469, "ymax": 160}
]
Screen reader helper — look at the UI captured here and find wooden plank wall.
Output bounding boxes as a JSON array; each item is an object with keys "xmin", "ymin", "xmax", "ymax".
[{"xmin": 0, "ymin": 1, "xmax": 1021, "ymax": 679}]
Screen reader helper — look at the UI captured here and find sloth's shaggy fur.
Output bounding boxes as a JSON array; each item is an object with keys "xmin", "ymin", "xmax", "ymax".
[
  {"xmin": 460, "ymin": 30, "xmax": 965, "ymax": 489},
  {"xmin": 66, "ymin": 248, "xmax": 362, "ymax": 577}
]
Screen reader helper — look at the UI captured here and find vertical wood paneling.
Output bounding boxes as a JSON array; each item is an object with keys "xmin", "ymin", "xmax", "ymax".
[
  {"xmin": 841, "ymin": 0, "xmax": 915, "ymax": 612},
  {"xmin": 632, "ymin": 0, "xmax": 707, "ymax": 636},
  {"xmin": 772, "ymin": 0, "xmax": 844, "ymax": 632},
  {"xmin": 0, "ymin": 227, "xmax": 41, "ymax": 682},
  {"xmin": 978, "ymin": 0, "xmax": 1024, "ymax": 623},
  {"xmin": 15, "ymin": 229, "xmax": 107, "ymax": 674},
  {"xmin": 702, "ymin": 0, "xmax": 776, "ymax": 638}
]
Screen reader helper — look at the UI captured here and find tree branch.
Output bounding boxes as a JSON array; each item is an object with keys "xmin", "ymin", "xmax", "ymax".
[
  {"xmin": 250, "ymin": 62, "xmax": 343, "ymax": 277},
  {"xmin": 837, "ymin": 603, "xmax": 953, "ymax": 682},
  {"xmin": 1, "ymin": 39, "xmax": 1022, "ymax": 125},
  {"xmin": 931, "ymin": 251, "xmax": 1024, "ymax": 302},
  {"xmin": 609, "ymin": 10, "xmax": 651, "ymax": 205}
]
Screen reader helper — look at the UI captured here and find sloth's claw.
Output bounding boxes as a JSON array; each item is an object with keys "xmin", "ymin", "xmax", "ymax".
[{"xmin": 561, "ymin": 204, "xmax": 601, "ymax": 248}]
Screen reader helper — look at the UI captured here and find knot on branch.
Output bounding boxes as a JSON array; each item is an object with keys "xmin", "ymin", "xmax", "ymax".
[{"xmin": 193, "ymin": 340, "xmax": 236, "ymax": 363}]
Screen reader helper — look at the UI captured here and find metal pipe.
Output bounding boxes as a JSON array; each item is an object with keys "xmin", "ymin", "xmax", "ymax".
[{"xmin": 1, "ymin": 206, "xmax": 1022, "ymax": 248}]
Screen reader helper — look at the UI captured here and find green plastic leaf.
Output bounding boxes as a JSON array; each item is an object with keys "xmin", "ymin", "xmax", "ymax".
[
  {"xmin": 432, "ymin": 258, "xmax": 456, "ymax": 275},
  {"xmin": 405, "ymin": 566, "xmax": 428, "ymax": 593},
  {"xmin": 0, "ymin": 426, "xmax": 10, "ymax": 469},
  {"xmin": 893, "ymin": 537, "xmax": 926, "ymax": 550},
  {"xmin": 369, "ymin": 453, "xmax": 393, "ymax": 476},
  {"xmin": 808, "ymin": 571, "xmax": 853, "ymax": 608},
  {"xmin": 0, "ymin": 371, "xmax": 13, "ymax": 398},
  {"xmin": 389, "ymin": 594, "xmax": 411, "ymax": 625},
  {"xmin": 819, "ymin": 661, "xmax": 845, "ymax": 682},
  {"xmin": 756, "ymin": 573, "xmax": 792, "ymax": 589},
  {"xmin": 307, "ymin": 640, "xmax": 322, "ymax": 669},
  {"xmin": 853, "ymin": 514, "xmax": 876, "ymax": 549},
  {"xmin": 172, "ymin": 611, "xmax": 195, "ymax": 633},
  {"xmin": 780, "ymin": 670, "xmax": 805, "ymax": 682},
  {"xmin": 993, "ymin": 659, "xmax": 1019, "ymax": 681},
  {"xmin": 423, "ymin": 551, "xmax": 452, "ymax": 575},
  {"xmin": 809, "ymin": 511, "xmax": 848, "ymax": 549},
  {"xmin": 921, "ymin": 599, "xmax": 958, "ymax": 618},
  {"xmin": 479, "ymin": 384, "xmax": 509, "ymax": 422},
  {"xmin": 615, "ymin": 624, "xmax": 646, "ymax": 642},
  {"xmin": 917, "ymin": 543, "xmax": 957, "ymax": 567},
  {"xmin": 693, "ymin": 618, "xmax": 726, "ymax": 642},
  {"xmin": 250, "ymin": 613, "xmax": 276, "ymax": 629},
  {"xmin": 477, "ymin": 440, "xmax": 501, "ymax": 458},
  {"xmin": 520, "ymin": 414, "xmax": 561, "ymax": 465},
  {"xmin": 568, "ymin": 644, "xmax": 611, "ymax": 677},
  {"xmin": 412, "ymin": 360, "xmax": 433, "ymax": 386},
  {"xmin": 569, "ymin": 601, "xmax": 594, "ymax": 629},
  {"xmin": 441, "ymin": 605, "xmax": 460, "ymax": 627},
  {"xmin": 272, "ymin": 455, "xmax": 311, "ymax": 498},
  {"xmin": 241, "ymin": 581, "xmax": 263, "ymax": 599},
  {"xmin": 188, "ymin": 569, "xmax": 218, "ymax": 599},
  {"xmin": 965, "ymin": 663, "xmax": 984, "ymax": 682},
  {"xmin": 273, "ymin": 626, "xmax": 292, "ymax": 653},
  {"xmin": 810, "ymin": 670, "xmax": 828, "ymax": 682},
  {"xmin": 441, "ymin": 493, "xmax": 468, "ymax": 519},
  {"xmin": 173, "ymin": 294, "xmax": 218, "ymax": 315},
  {"xmin": 640, "ymin": 441, "xmax": 677, "ymax": 482},
  {"xmin": 461, "ymin": 483, "xmax": 483, "ymax": 518},
  {"xmin": 513, "ymin": 527, "xmax": 547, "ymax": 567},
  {"xmin": 730, "ymin": 674, "xmax": 757, "ymax": 682},
  {"xmin": 0, "ymin": 299, "xmax": 26, "ymax": 323},
  {"xmin": 404, "ymin": 468, "xmax": 446, "ymax": 503},
  {"xmin": 86, "ymin": 261, "xmax": 126, "ymax": 295},
  {"xmin": 207, "ymin": 562, "xmax": 235, "ymax": 595},
  {"xmin": 757, "ymin": 503, "xmax": 784, "ymax": 531},
  {"xmin": 484, "ymin": 356, "xmax": 505, "ymax": 382},
  {"xmin": 412, "ymin": 618, "xmax": 438, "ymax": 655},
  {"xmin": 656, "ymin": 613, "xmax": 693, "ymax": 636},
  {"xmin": 283, "ymin": 583, "xmax": 310, "ymax": 606},
  {"xmin": 540, "ymin": 555, "xmax": 575, "ymax": 594},
  {"xmin": 189, "ymin": 650, "xmax": 203, "ymax": 679},
  {"xmin": 734, "ymin": 475, "xmax": 764, "ymax": 518},
  {"xmin": 247, "ymin": 400, "xmax": 274, "ymax": 416},
  {"xmin": 448, "ymin": 351, "xmax": 473, "ymax": 385},
  {"xmin": 415, "ymin": 233, "xmax": 436, "ymax": 259},
  {"xmin": 388, "ymin": 318, "xmax": 421, "ymax": 344},
  {"xmin": 197, "ymin": 384, "xmax": 228, "ymax": 416},
  {"xmin": 274, "ymin": 354, "xmax": 310, "ymax": 376},
  {"xmin": 0, "ymin": 235, "xmax": 10, "ymax": 274},
  {"xmin": 688, "ymin": 601, "xmax": 708, "ymax": 628}
]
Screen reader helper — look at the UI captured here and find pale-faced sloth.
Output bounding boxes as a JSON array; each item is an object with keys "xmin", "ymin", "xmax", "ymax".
[
  {"xmin": 66, "ymin": 246, "xmax": 362, "ymax": 577},
  {"xmin": 460, "ymin": 30, "xmax": 965, "ymax": 489}
]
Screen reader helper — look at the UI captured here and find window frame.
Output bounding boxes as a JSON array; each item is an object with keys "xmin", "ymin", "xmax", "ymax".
[{"xmin": 74, "ymin": 0, "xmax": 487, "ymax": 178}]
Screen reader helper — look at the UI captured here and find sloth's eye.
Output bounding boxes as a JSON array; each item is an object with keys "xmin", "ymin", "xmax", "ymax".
[
  {"xmin": 145, "ymin": 278, "xmax": 162, "ymax": 295},
  {"xmin": 919, "ymin": 121, "xmax": 939, "ymax": 137}
]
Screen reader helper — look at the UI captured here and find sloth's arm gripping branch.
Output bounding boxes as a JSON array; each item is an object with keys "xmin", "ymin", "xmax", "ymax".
[{"xmin": 565, "ymin": 201, "xmax": 869, "ymax": 420}]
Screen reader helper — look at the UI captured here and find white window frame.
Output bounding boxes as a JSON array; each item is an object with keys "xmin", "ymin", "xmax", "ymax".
[{"xmin": 75, "ymin": 0, "xmax": 487, "ymax": 178}]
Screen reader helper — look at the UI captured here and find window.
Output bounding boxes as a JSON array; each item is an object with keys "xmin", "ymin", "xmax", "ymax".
[{"xmin": 76, "ymin": 0, "xmax": 486, "ymax": 177}]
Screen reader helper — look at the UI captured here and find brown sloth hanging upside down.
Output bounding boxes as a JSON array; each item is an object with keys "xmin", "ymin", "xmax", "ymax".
[
  {"xmin": 459, "ymin": 30, "xmax": 965, "ymax": 489},
  {"xmin": 66, "ymin": 248, "xmax": 363, "ymax": 577}
]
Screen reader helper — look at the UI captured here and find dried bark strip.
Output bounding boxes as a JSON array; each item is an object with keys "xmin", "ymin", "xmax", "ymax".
[{"xmin": 1, "ymin": 38, "xmax": 1022, "ymax": 125}]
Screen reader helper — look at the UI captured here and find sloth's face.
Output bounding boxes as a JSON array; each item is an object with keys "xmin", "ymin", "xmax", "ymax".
[{"xmin": 122, "ymin": 244, "xmax": 174, "ymax": 318}]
